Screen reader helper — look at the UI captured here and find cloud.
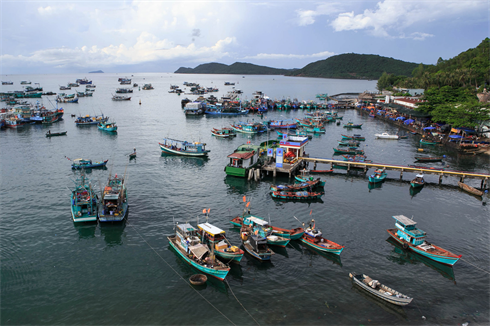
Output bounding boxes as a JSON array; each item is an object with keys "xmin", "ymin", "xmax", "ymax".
[
  {"xmin": 330, "ymin": 0, "xmax": 487, "ymax": 39},
  {"xmin": 1, "ymin": 33, "xmax": 237, "ymax": 68},
  {"xmin": 244, "ymin": 51, "xmax": 335, "ymax": 60},
  {"xmin": 296, "ymin": 3, "xmax": 346, "ymax": 26},
  {"xmin": 37, "ymin": 6, "xmax": 54, "ymax": 15}
]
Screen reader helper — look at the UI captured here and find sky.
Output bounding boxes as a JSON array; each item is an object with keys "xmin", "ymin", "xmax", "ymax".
[{"xmin": 1, "ymin": 0, "xmax": 488, "ymax": 74}]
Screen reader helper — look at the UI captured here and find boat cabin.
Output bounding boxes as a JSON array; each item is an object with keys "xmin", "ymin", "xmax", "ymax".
[
  {"xmin": 249, "ymin": 234, "xmax": 268, "ymax": 253},
  {"xmin": 279, "ymin": 135, "xmax": 309, "ymax": 162},
  {"xmin": 198, "ymin": 223, "xmax": 226, "ymax": 243},
  {"xmin": 176, "ymin": 223, "xmax": 202, "ymax": 251},
  {"xmin": 393, "ymin": 215, "xmax": 426, "ymax": 245},
  {"xmin": 184, "ymin": 102, "xmax": 203, "ymax": 115},
  {"xmin": 227, "ymin": 144, "xmax": 260, "ymax": 169}
]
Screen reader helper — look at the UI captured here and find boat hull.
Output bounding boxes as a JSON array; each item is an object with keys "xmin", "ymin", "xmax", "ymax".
[
  {"xmin": 350, "ymin": 273, "xmax": 413, "ymax": 306},
  {"xmin": 214, "ymin": 250, "xmax": 244, "ymax": 263},
  {"xmin": 159, "ymin": 144, "xmax": 209, "ymax": 157},
  {"xmin": 242, "ymin": 241, "xmax": 272, "ymax": 261},
  {"xmin": 168, "ymin": 236, "xmax": 229, "ymax": 280},
  {"xmin": 72, "ymin": 160, "xmax": 108, "ymax": 169},
  {"xmin": 300, "ymin": 236, "xmax": 344, "ymax": 255},
  {"xmin": 99, "ymin": 203, "xmax": 128, "ymax": 222},
  {"xmin": 71, "ymin": 205, "xmax": 98, "ymax": 223}
]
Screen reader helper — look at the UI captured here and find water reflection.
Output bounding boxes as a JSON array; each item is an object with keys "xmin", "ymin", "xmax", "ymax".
[
  {"xmin": 99, "ymin": 219, "xmax": 127, "ymax": 246},
  {"xmin": 223, "ymin": 176, "xmax": 259, "ymax": 195},
  {"xmin": 409, "ymin": 186, "xmax": 423, "ymax": 198},
  {"xmin": 241, "ymin": 249, "xmax": 275, "ymax": 271},
  {"xmin": 386, "ymin": 237, "xmax": 456, "ymax": 283},
  {"xmin": 160, "ymin": 153, "xmax": 208, "ymax": 168},
  {"xmin": 73, "ymin": 222, "xmax": 97, "ymax": 239},
  {"xmin": 350, "ymin": 283, "xmax": 408, "ymax": 321},
  {"xmin": 368, "ymin": 182, "xmax": 383, "ymax": 192},
  {"xmin": 270, "ymin": 246, "xmax": 289, "ymax": 258}
]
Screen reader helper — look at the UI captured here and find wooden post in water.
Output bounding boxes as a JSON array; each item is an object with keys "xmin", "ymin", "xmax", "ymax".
[
  {"xmin": 273, "ymin": 167, "xmax": 276, "ymax": 178},
  {"xmin": 400, "ymin": 169, "xmax": 403, "ymax": 180},
  {"xmin": 313, "ymin": 162, "xmax": 317, "ymax": 170},
  {"xmin": 439, "ymin": 174, "xmax": 443, "ymax": 184}
]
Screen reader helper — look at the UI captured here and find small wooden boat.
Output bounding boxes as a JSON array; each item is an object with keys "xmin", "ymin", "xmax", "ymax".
[
  {"xmin": 294, "ymin": 171, "xmax": 326, "ymax": 186},
  {"xmin": 71, "ymin": 158, "xmax": 109, "ymax": 169},
  {"xmin": 271, "ymin": 190, "xmax": 323, "ymax": 200},
  {"xmin": 333, "ymin": 147, "xmax": 364, "ymax": 155},
  {"xmin": 420, "ymin": 139, "xmax": 440, "ymax": 145},
  {"xmin": 338, "ymin": 140, "xmax": 360, "ymax": 147},
  {"xmin": 98, "ymin": 121, "xmax": 117, "ymax": 132},
  {"xmin": 309, "ymin": 169, "xmax": 334, "ymax": 174},
  {"xmin": 343, "ymin": 122, "xmax": 363, "ymax": 128},
  {"xmin": 211, "ymin": 127, "xmax": 236, "ymax": 138},
  {"xmin": 270, "ymin": 179, "xmax": 322, "ymax": 192},
  {"xmin": 458, "ymin": 181, "xmax": 483, "ymax": 197},
  {"xmin": 341, "ymin": 134, "xmax": 365, "ymax": 141},
  {"xmin": 300, "ymin": 219, "xmax": 344, "ymax": 255},
  {"xmin": 408, "ymin": 164, "xmax": 445, "ymax": 171},
  {"xmin": 342, "ymin": 154, "xmax": 371, "ymax": 163},
  {"xmin": 369, "ymin": 168, "xmax": 387, "ymax": 183},
  {"xmin": 129, "ymin": 152, "xmax": 136, "ymax": 160},
  {"xmin": 410, "ymin": 174, "xmax": 425, "ymax": 188},
  {"xmin": 387, "ymin": 215, "xmax": 461, "ymax": 265},
  {"xmin": 414, "ymin": 156, "xmax": 443, "ymax": 162},
  {"xmin": 189, "ymin": 274, "xmax": 207, "ymax": 285},
  {"xmin": 349, "ymin": 272, "xmax": 413, "ymax": 306},
  {"xmin": 230, "ymin": 215, "xmax": 304, "ymax": 240},
  {"xmin": 46, "ymin": 131, "xmax": 67, "ymax": 137}
]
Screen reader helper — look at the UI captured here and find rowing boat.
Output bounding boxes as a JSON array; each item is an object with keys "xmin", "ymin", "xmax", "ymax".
[{"xmin": 458, "ymin": 181, "xmax": 483, "ymax": 197}]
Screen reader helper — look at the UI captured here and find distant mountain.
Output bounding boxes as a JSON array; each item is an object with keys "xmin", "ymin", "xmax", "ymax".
[
  {"xmin": 89, "ymin": 70, "xmax": 104, "ymax": 73},
  {"xmin": 175, "ymin": 62, "xmax": 296, "ymax": 75},
  {"xmin": 286, "ymin": 54, "xmax": 424, "ymax": 80}
]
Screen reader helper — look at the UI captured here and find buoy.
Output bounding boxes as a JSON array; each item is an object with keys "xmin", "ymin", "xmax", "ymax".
[
  {"xmin": 418, "ymin": 148, "xmax": 424, "ymax": 152},
  {"xmin": 139, "ymin": 99, "xmax": 141, "ymax": 105}
]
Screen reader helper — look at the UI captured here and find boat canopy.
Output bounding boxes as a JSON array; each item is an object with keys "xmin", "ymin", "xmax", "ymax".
[
  {"xmin": 198, "ymin": 223, "xmax": 225, "ymax": 236},
  {"xmin": 177, "ymin": 223, "xmax": 197, "ymax": 233},
  {"xmin": 392, "ymin": 215, "xmax": 417, "ymax": 227},
  {"xmin": 227, "ymin": 151, "xmax": 254, "ymax": 159},
  {"xmin": 247, "ymin": 216, "xmax": 269, "ymax": 226},
  {"xmin": 189, "ymin": 244, "xmax": 209, "ymax": 260},
  {"xmin": 416, "ymin": 174, "xmax": 424, "ymax": 178}
]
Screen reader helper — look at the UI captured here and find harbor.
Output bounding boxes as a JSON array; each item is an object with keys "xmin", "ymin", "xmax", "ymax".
[{"xmin": 1, "ymin": 73, "xmax": 489, "ymax": 326}]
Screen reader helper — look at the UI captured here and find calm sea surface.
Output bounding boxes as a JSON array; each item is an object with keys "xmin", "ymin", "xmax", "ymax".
[{"xmin": 1, "ymin": 73, "xmax": 489, "ymax": 325}]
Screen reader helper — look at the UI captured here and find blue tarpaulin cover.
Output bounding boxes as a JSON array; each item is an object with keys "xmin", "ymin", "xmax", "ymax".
[
  {"xmin": 404, "ymin": 119, "xmax": 414, "ymax": 124},
  {"xmin": 396, "ymin": 117, "xmax": 406, "ymax": 120},
  {"xmin": 449, "ymin": 135, "xmax": 463, "ymax": 138},
  {"xmin": 423, "ymin": 126, "xmax": 436, "ymax": 130}
]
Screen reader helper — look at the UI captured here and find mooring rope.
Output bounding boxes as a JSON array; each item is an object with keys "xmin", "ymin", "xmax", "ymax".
[
  {"xmin": 461, "ymin": 258, "xmax": 490, "ymax": 275},
  {"xmin": 225, "ymin": 279, "xmax": 261, "ymax": 326},
  {"xmin": 129, "ymin": 224, "xmax": 237, "ymax": 326}
]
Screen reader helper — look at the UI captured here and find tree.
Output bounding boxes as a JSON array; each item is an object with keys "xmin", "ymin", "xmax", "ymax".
[{"xmin": 430, "ymin": 101, "xmax": 490, "ymax": 129}]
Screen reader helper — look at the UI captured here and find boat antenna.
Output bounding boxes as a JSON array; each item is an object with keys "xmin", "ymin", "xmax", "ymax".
[{"xmin": 293, "ymin": 215, "xmax": 303, "ymax": 225}]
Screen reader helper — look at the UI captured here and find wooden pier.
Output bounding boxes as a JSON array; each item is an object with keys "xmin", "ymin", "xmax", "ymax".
[{"xmin": 301, "ymin": 157, "xmax": 490, "ymax": 188}]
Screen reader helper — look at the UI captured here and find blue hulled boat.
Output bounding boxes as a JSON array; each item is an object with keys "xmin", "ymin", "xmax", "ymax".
[
  {"xmin": 70, "ymin": 172, "xmax": 98, "ymax": 223},
  {"xmin": 368, "ymin": 168, "xmax": 387, "ymax": 183},
  {"xmin": 71, "ymin": 158, "xmax": 109, "ymax": 169},
  {"xmin": 168, "ymin": 223, "xmax": 230, "ymax": 280},
  {"xmin": 387, "ymin": 215, "xmax": 461, "ymax": 265},
  {"xmin": 98, "ymin": 120, "xmax": 118, "ymax": 132},
  {"xmin": 98, "ymin": 173, "xmax": 128, "ymax": 222}
]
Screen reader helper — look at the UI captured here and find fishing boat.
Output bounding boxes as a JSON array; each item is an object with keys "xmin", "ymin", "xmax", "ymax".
[
  {"xmin": 198, "ymin": 222, "xmax": 244, "ymax": 263},
  {"xmin": 387, "ymin": 215, "xmax": 461, "ymax": 265},
  {"xmin": 231, "ymin": 121, "xmax": 267, "ymax": 134},
  {"xmin": 76, "ymin": 78, "xmax": 92, "ymax": 85},
  {"xmin": 294, "ymin": 170, "xmax": 326, "ymax": 186},
  {"xmin": 333, "ymin": 147, "xmax": 364, "ymax": 155},
  {"xmin": 342, "ymin": 154, "xmax": 371, "ymax": 163},
  {"xmin": 341, "ymin": 134, "xmax": 365, "ymax": 141},
  {"xmin": 375, "ymin": 132, "xmax": 399, "ymax": 140},
  {"xmin": 410, "ymin": 174, "xmax": 425, "ymax": 188},
  {"xmin": 159, "ymin": 138, "xmax": 210, "ymax": 157},
  {"xmin": 343, "ymin": 122, "xmax": 363, "ymax": 128},
  {"xmin": 300, "ymin": 219, "xmax": 344, "ymax": 255},
  {"xmin": 204, "ymin": 104, "xmax": 247, "ymax": 116},
  {"xmin": 168, "ymin": 223, "xmax": 230, "ymax": 280},
  {"xmin": 46, "ymin": 131, "xmax": 67, "ymax": 137},
  {"xmin": 230, "ymin": 215, "xmax": 304, "ymax": 240},
  {"xmin": 240, "ymin": 225, "xmax": 273, "ymax": 261},
  {"xmin": 98, "ymin": 120, "xmax": 118, "ymax": 132},
  {"xmin": 115, "ymin": 88, "xmax": 133, "ymax": 93},
  {"xmin": 269, "ymin": 119, "xmax": 297, "ymax": 129},
  {"xmin": 211, "ymin": 127, "xmax": 236, "ymax": 138},
  {"xmin": 225, "ymin": 144, "xmax": 261, "ymax": 177},
  {"xmin": 408, "ymin": 164, "xmax": 445, "ymax": 171},
  {"xmin": 414, "ymin": 156, "xmax": 443, "ymax": 162},
  {"xmin": 241, "ymin": 216, "xmax": 290, "ymax": 247},
  {"xmin": 112, "ymin": 95, "xmax": 131, "ymax": 101},
  {"xmin": 270, "ymin": 179, "xmax": 323, "ymax": 192},
  {"xmin": 67, "ymin": 82, "xmax": 79, "ymax": 87},
  {"xmin": 20, "ymin": 81, "xmax": 31, "ymax": 85},
  {"xmin": 271, "ymin": 190, "xmax": 323, "ymax": 200},
  {"xmin": 458, "ymin": 181, "xmax": 484, "ymax": 197},
  {"xmin": 419, "ymin": 139, "xmax": 440, "ymax": 145},
  {"xmin": 57, "ymin": 96, "xmax": 79, "ymax": 103},
  {"xmin": 98, "ymin": 173, "xmax": 128, "ymax": 222},
  {"xmin": 349, "ymin": 272, "xmax": 413, "ymax": 306},
  {"xmin": 338, "ymin": 140, "xmax": 360, "ymax": 147},
  {"xmin": 184, "ymin": 102, "xmax": 204, "ymax": 115},
  {"xmin": 75, "ymin": 114, "xmax": 108, "ymax": 126},
  {"xmin": 368, "ymin": 168, "xmax": 387, "ymax": 183},
  {"xmin": 301, "ymin": 126, "xmax": 326, "ymax": 134},
  {"xmin": 71, "ymin": 158, "xmax": 109, "ymax": 169},
  {"xmin": 70, "ymin": 172, "xmax": 98, "ymax": 223},
  {"xmin": 142, "ymin": 83, "xmax": 154, "ymax": 90},
  {"xmin": 129, "ymin": 149, "xmax": 137, "ymax": 160},
  {"xmin": 59, "ymin": 86, "xmax": 71, "ymax": 90}
]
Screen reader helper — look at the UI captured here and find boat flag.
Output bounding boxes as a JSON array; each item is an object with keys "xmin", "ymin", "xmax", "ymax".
[
  {"xmin": 207, "ymin": 208, "xmax": 210, "ymax": 214},
  {"xmin": 243, "ymin": 196, "xmax": 246, "ymax": 202},
  {"xmin": 310, "ymin": 209, "xmax": 312, "ymax": 215},
  {"xmin": 202, "ymin": 208, "xmax": 206, "ymax": 214},
  {"xmin": 246, "ymin": 202, "xmax": 250, "ymax": 207}
]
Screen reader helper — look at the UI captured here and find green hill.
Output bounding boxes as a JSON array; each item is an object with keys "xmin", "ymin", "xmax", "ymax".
[
  {"xmin": 174, "ymin": 62, "xmax": 295, "ymax": 75},
  {"xmin": 286, "ymin": 53, "xmax": 424, "ymax": 80}
]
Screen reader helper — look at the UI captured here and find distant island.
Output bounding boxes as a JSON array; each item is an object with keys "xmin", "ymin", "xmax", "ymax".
[
  {"xmin": 174, "ymin": 62, "xmax": 296, "ymax": 75},
  {"xmin": 89, "ymin": 70, "xmax": 104, "ymax": 73},
  {"xmin": 175, "ymin": 54, "xmax": 427, "ymax": 80}
]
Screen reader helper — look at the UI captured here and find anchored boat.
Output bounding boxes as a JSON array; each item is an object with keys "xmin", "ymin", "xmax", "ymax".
[
  {"xmin": 387, "ymin": 215, "xmax": 461, "ymax": 265},
  {"xmin": 300, "ymin": 219, "xmax": 344, "ymax": 255},
  {"xmin": 71, "ymin": 158, "xmax": 109, "ymax": 169},
  {"xmin": 70, "ymin": 172, "xmax": 98, "ymax": 223},
  {"xmin": 230, "ymin": 214, "xmax": 304, "ymax": 240},
  {"xmin": 168, "ymin": 223, "xmax": 230, "ymax": 280},
  {"xmin": 368, "ymin": 168, "xmax": 387, "ymax": 183},
  {"xmin": 410, "ymin": 174, "xmax": 425, "ymax": 188},
  {"xmin": 198, "ymin": 222, "xmax": 244, "ymax": 263},
  {"xmin": 98, "ymin": 173, "xmax": 128, "ymax": 222},
  {"xmin": 159, "ymin": 138, "xmax": 210, "ymax": 157},
  {"xmin": 349, "ymin": 272, "xmax": 413, "ymax": 306}
]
